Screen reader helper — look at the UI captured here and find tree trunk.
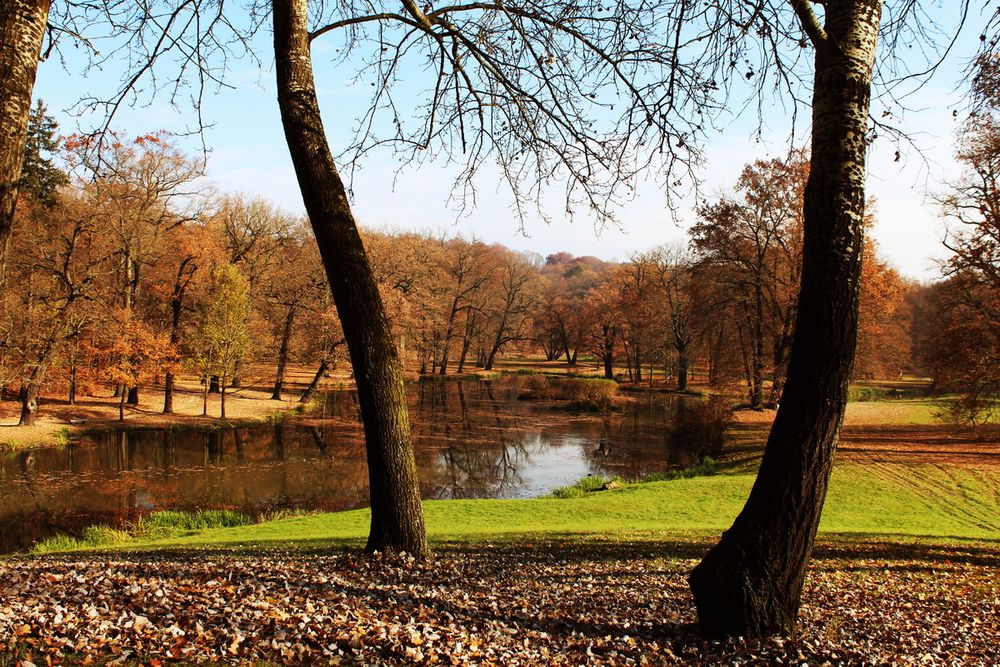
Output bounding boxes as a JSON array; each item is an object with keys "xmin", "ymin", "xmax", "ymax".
[
  {"xmin": 163, "ymin": 268, "xmax": 187, "ymax": 414},
  {"xmin": 18, "ymin": 347, "xmax": 53, "ymax": 426},
  {"xmin": 163, "ymin": 371, "xmax": 176, "ymax": 413},
  {"xmin": 456, "ymin": 311, "xmax": 475, "ymax": 374},
  {"xmin": 439, "ymin": 296, "xmax": 461, "ymax": 375},
  {"xmin": 17, "ymin": 383, "xmax": 38, "ymax": 426},
  {"xmin": 300, "ymin": 357, "xmax": 329, "ymax": 403},
  {"xmin": 0, "ymin": 0, "xmax": 49, "ymax": 272},
  {"xmin": 272, "ymin": 306, "xmax": 296, "ymax": 400},
  {"xmin": 220, "ymin": 380, "xmax": 227, "ymax": 419},
  {"xmin": 126, "ymin": 386, "xmax": 139, "ymax": 406},
  {"xmin": 689, "ymin": 0, "xmax": 879, "ymax": 638},
  {"xmin": 118, "ymin": 389, "xmax": 126, "ymax": 421},
  {"xmin": 677, "ymin": 346, "xmax": 689, "ymax": 391},
  {"xmin": 273, "ymin": 0, "xmax": 428, "ymax": 557},
  {"xmin": 602, "ymin": 324, "xmax": 615, "ymax": 379},
  {"xmin": 68, "ymin": 356, "xmax": 77, "ymax": 405},
  {"xmin": 202, "ymin": 379, "xmax": 209, "ymax": 416}
]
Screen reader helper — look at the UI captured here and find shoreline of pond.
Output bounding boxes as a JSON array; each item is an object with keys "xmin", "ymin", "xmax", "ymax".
[{"xmin": 0, "ymin": 371, "xmax": 691, "ymax": 452}]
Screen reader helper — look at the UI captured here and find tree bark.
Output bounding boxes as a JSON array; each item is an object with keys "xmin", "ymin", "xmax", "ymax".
[
  {"xmin": 126, "ymin": 386, "xmax": 139, "ymax": 406},
  {"xmin": 273, "ymin": 0, "xmax": 428, "ymax": 557},
  {"xmin": 0, "ymin": 0, "xmax": 49, "ymax": 270},
  {"xmin": 689, "ymin": 0, "xmax": 879, "ymax": 638}
]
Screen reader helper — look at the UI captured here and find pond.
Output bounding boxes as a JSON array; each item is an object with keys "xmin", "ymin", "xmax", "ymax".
[{"xmin": 0, "ymin": 379, "xmax": 702, "ymax": 553}]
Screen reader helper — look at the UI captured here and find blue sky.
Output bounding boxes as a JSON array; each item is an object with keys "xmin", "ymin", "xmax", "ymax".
[{"xmin": 32, "ymin": 2, "xmax": 989, "ymax": 280}]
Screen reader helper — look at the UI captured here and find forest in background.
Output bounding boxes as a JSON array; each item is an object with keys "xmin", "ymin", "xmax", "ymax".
[{"xmin": 2, "ymin": 102, "xmax": 995, "ymax": 428}]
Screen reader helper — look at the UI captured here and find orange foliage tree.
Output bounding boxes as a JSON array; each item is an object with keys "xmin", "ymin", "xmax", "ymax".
[{"xmin": 99, "ymin": 310, "xmax": 173, "ymax": 421}]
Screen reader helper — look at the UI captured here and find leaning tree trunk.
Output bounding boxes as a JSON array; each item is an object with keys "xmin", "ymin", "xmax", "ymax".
[
  {"xmin": 273, "ymin": 0, "xmax": 428, "ymax": 557},
  {"xmin": 0, "ymin": 0, "xmax": 49, "ymax": 274},
  {"xmin": 300, "ymin": 357, "xmax": 329, "ymax": 404},
  {"xmin": 689, "ymin": 0, "xmax": 879, "ymax": 638},
  {"xmin": 272, "ymin": 306, "xmax": 296, "ymax": 400}
]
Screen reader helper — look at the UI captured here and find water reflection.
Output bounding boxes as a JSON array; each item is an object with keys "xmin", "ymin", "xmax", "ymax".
[{"xmin": 0, "ymin": 379, "xmax": 697, "ymax": 552}]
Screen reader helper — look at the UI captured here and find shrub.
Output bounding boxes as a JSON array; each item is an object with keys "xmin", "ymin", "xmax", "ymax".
[
  {"xmin": 517, "ymin": 376, "xmax": 618, "ymax": 408},
  {"xmin": 666, "ymin": 396, "xmax": 733, "ymax": 459},
  {"xmin": 550, "ymin": 474, "xmax": 619, "ymax": 498},
  {"xmin": 32, "ymin": 509, "xmax": 252, "ymax": 553},
  {"xmin": 643, "ymin": 456, "xmax": 718, "ymax": 482}
]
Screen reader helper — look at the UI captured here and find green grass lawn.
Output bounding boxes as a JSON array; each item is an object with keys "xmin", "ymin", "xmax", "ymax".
[{"xmin": 31, "ymin": 460, "xmax": 1000, "ymax": 555}]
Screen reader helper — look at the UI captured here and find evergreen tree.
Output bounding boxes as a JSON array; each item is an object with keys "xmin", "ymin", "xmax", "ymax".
[{"xmin": 20, "ymin": 100, "xmax": 67, "ymax": 207}]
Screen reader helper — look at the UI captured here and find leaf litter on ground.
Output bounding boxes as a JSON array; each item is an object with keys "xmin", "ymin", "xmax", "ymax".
[{"xmin": 0, "ymin": 538, "xmax": 997, "ymax": 665}]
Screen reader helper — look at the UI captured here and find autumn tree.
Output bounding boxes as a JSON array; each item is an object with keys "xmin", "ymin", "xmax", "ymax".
[
  {"xmin": 685, "ymin": 0, "xmax": 951, "ymax": 637},
  {"xmin": 854, "ymin": 243, "xmax": 912, "ymax": 380},
  {"xmin": 617, "ymin": 258, "xmax": 659, "ymax": 384},
  {"xmin": 648, "ymin": 245, "xmax": 697, "ymax": 391},
  {"xmin": 539, "ymin": 255, "xmax": 608, "ymax": 366},
  {"xmin": 213, "ymin": 195, "xmax": 297, "ymax": 290},
  {"xmin": 362, "ymin": 230, "xmax": 447, "ymax": 375},
  {"xmin": 481, "ymin": 250, "xmax": 541, "ymax": 371},
  {"xmin": 933, "ymin": 53, "xmax": 1000, "ymax": 422},
  {"xmin": 64, "ymin": 132, "xmax": 203, "ymax": 405},
  {"xmin": 4, "ymin": 190, "xmax": 107, "ymax": 425},
  {"xmin": 436, "ymin": 239, "xmax": 494, "ymax": 375},
  {"xmin": 148, "ymin": 221, "xmax": 221, "ymax": 414},
  {"xmin": 99, "ymin": 310, "xmax": 172, "ymax": 420},
  {"xmin": 192, "ymin": 264, "xmax": 252, "ymax": 419},
  {"xmin": 261, "ymin": 227, "xmax": 328, "ymax": 400},
  {"xmin": 691, "ymin": 152, "xmax": 807, "ymax": 408}
]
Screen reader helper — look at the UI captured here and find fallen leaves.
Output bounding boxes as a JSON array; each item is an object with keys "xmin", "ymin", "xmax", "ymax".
[{"xmin": 0, "ymin": 539, "xmax": 996, "ymax": 665}]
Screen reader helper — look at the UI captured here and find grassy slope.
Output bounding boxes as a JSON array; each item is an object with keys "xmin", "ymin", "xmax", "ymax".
[{"xmin": 33, "ymin": 460, "xmax": 1000, "ymax": 555}]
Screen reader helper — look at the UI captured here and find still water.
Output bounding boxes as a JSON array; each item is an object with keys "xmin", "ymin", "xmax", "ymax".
[{"xmin": 0, "ymin": 379, "xmax": 698, "ymax": 552}]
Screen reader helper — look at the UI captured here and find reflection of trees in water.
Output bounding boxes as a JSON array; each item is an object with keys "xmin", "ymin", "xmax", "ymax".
[
  {"xmin": 414, "ymin": 380, "xmax": 531, "ymax": 499},
  {"xmin": 0, "ymin": 379, "xmax": 710, "ymax": 550},
  {"xmin": 580, "ymin": 394, "xmax": 707, "ymax": 477}
]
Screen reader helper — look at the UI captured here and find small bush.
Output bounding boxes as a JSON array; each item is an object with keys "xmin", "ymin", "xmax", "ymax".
[
  {"xmin": 517, "ymin": 376, "xmax": 618, "ymax": 408},
  {"xmin": 550, "ymin": 474, "xmax": 619, "ymax": 498},
  {"xmin": 53, "ymin": 427, "xmax": 73, "ymax": 448},
  {"xmin": 32, "ymin": 509, "xmax": 252, "ymax": 553},
  {"xmin": 644, "ymin": 457, "xmax": 718, "ymax": 483},
  {"xmin": 551, "ymin": 485, "xmax": 586, "ymax": 499},
  {"xmin": 666, "ymin": 396, "xmax": 733, "ymax": 458},
  {"xmin": 139, "ymin": 509, "xmax": 250, "ymax": 534}
]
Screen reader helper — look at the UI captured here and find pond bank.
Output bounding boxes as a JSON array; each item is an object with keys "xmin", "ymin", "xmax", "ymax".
[{"xmin": 0, "ymin": 370, "xmax": 326, "ymax": 451}]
